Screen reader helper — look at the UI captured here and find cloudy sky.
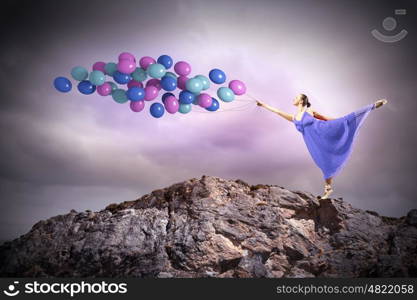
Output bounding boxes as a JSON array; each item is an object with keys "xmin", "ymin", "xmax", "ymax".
[{"xmin": 1, "ymin": 0, "xmax": 416, "ymax": 241}]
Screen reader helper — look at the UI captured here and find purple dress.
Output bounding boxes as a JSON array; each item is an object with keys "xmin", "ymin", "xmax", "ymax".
[{"xmin": 294, "ymin": 103, "xmax": 376, "ymax": 180}]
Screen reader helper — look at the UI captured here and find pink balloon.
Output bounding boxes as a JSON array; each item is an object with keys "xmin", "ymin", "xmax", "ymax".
[
  {"xmin": 174, "ymin": 61, "xmax": 191, "ymax": 76},
  {"xmin": 118, "ymin": 52, "xmax": 136, "ymax": 62},
  {"xmin": 145, "ymin": 79, "xmax": 162, "ymax": 90},
  {"xmin": 198, "ymin": 93, "xmax": 213, "ymax": 108},
  {"xmin": 177, "ymin": 76, "xmax": 189, "ymax": 90},
  {"xmin": 97, "ymin": 82, "xmax": 112, "ymax": 96},
  {"xmin": 164, "ymin": 95, "xmax": 179, "ymax": 114},
  {"xmin": 228, "ymin": 80, "xmax": 246, "ymax": 95},
  {"xmin": 144, "ymin": 86, "xmax": 158, "ymax": 101},
  {"xmin": 139, "ymin": 56, "xmax": 156, "ymax": 69},
  {"xmin": 117, "ymin": 59, "xmax": 136, "ymax": 74},
  {"xmin": 93, "ymin": 61, "xmax": 106, "ymax": 72},
  {"xmin": 130, "ymin": 100, "xmax": 145, "ymax": 112},
  {"xmin": 127, "ymin": 80, "xmax": 143, "ymax": 89}
]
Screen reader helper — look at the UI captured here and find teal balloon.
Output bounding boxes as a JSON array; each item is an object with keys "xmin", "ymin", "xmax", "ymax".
[
  {"xmin": 108, "ymin": 81, "xmax": 117, "ymax": 92},
  {"xmin": 194, "ymin": 75, "xmax": 210, "ymax": 90},
  {"xmin": 179, "ymin": 103, "xmax": 192, "ymax": 114},
  {"xmin": 104, "ymin": 62, "xmax": 117, "ymax": 76},
  {"xmin": 185, "ymin": 78, "xmax": 203, "ymax": 94},
  {"xmin": 112, "ymin": 89, "xmax": 128, "ymax": 103},
  {"xmin": 147, "ymin": 63, "xmax": 166, "ymax": 78},
  {"xmin": 165, "ymin": 71, "xmax": 177, "ymax": 79},
  {"xmin": 89, "ymin": 70, "xmax": 105, "ymax": 86},
  {"xmin": 71, "ymin": 66, "xmax": 88, "ymax": 81},
  {"xmin": 217, "ymin": 87, "xmax": 235, "ymax": 102},
  {"xmin": 132, "ymin": 67, "xmax": 147, "ymax": 81}
]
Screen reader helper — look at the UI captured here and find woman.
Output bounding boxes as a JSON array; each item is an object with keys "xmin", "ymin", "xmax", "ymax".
[{"xmin": 256, "ymin": 94, "xmax": 388, "ymax": 199}]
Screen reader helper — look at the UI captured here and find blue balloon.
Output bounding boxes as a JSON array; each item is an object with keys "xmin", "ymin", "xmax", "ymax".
[
  {"xmin": 209, "ymin": 68, "xmax": 226, "ymax": 84},
  {"xmin": 161, "ymin": 76, "xmax": 177, "ymax": 91},
  {"xmin": 206, "ymin": 98, "xmax": 220, "ymax": 111},
  {"xmin": 77, "ymin": 80, "xmax": 95, "ymax": 94},
  {"xmin": 157, "ymin": 55, "xmax": 173, "ymax": 69},
  {"xmin": 217, "ymin": 87, "xmax": 235, "ymax": 102},
  {"xmin": 162, "ymin": 92, "xmax": 175, "ymax": 104},
  {"xmin": 150, "ymin": 102, "xmax": 165, "ymax": 118},
  {"xmin": 179, "ymin": 90, "xmax": 195, "ymax": 104},
  {"xmin": 113, "ymin": 71, "xmax": 132, "ymax": 84},
  {"xmin": 126, "ymin": 87, "xmax": 145, "ymax": 101},
  {"xmin": 53, "ymin": 76, "xmax": 72, "ymax": 92}
]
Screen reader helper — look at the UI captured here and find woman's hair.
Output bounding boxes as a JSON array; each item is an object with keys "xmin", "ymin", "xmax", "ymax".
[{"xmin": 300, "ymin": 94, "xmax": 311, "ymax": 107}]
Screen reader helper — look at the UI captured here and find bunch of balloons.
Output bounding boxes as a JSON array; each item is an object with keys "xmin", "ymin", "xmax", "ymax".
[{"xmin": 53, "ymin": 52, "xmax": 247, "ymax": 118}]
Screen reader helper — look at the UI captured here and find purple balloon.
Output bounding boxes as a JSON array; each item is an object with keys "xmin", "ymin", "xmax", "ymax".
[
  {"xmin": 177, "ymin": 75, "xmax": 189, "ymax": 90},
  {"xmin": 117, "ymin": 59, "xmax": 136, "ymax": 74},
  {"xmin": 127, "ymin": 80, "xmax": 143, "ymax": 89},
  {"xmin": 228, "ymin": 80, "xmax": 246, "ymax": 95},
  {"xmin": 146, "ymin": 78, "xmax": 162, "ymax": 90},
  {"xmin": 97, "ymin": 82, "xmax": 112, "ymax": 96},
  {"xmin": 130, "ymin": 100, "xmax": 145, "ymax": 112},
  {"xmin": 139, "ymin": 56, "xmax": 156, "ymax": 69},
  {"xmin": 174, "ymin": 61, "xmax": 191, "ymax": 76},
  {"xmin": 164, "ymin": 95, "xmax": 179, "ymax": 114},
  {"xmin": 144, "ymin": 86, "xmax": 159, "ymax": 101},
  {"xmin": 118, "ymin": 52, "xmax": 136, "ymax": 63},
  {"xmin": 93, "ymin": 61, "xmax": 106, "ymax": 73},
  {"xmin": 198, "ymin": 93, "xmax": 213, "ymax": 108}
]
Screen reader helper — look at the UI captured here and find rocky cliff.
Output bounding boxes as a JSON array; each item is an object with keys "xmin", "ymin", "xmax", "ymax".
[{"xmin": 1, "ymin": 175, "xmax": 416, "ymax": 278}]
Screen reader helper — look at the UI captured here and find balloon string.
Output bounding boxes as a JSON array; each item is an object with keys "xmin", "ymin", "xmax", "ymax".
[{"xmin": 192, "ymin": 101, "xmax": 256, "ymax": 114}]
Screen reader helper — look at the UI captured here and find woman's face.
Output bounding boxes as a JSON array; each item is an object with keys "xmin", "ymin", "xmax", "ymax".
[{"xmin": 293, "ymin": 94, "xmax": 303, "ymax": 106}]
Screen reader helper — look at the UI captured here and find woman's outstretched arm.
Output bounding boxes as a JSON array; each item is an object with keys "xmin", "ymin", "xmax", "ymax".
[{"xmin": 256, "ymin": 101, "xmax": 294, "ymax": 122}]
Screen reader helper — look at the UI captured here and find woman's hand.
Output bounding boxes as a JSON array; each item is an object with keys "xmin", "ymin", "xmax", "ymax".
[{"xmin": 256, "ymin": 100, "xmax": 265, "ymax": 107}]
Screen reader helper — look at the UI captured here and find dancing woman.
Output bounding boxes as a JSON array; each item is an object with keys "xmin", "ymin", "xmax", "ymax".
[{"xmin": 256, "ymin": 94, "xmax": 388, "ymax": 199}]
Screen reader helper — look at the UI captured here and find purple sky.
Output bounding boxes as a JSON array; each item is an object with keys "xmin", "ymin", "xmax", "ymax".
[{"xmin": 1, "ymin": 0, "xmax": 416, "ymax": 241}]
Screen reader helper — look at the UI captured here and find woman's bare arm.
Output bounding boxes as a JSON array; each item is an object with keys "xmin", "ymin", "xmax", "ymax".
[
  {"xmin": 312, "ymin": 109, "xmax": 336, "ymax": 121},
  {"xmin": 257, "ymin": 101, "xmax": 293, "ymax": 122}
]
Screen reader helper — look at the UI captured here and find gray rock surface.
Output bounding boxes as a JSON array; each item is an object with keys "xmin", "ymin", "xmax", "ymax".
[{"xmin": 1, "ymin": 175, "xmax": 416, "ymax": 277}]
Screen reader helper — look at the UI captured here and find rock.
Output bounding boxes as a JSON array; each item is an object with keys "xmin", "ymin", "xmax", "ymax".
[{"xmin": 0, "ymin": 175, "xmax": 415, "ymax": 278}]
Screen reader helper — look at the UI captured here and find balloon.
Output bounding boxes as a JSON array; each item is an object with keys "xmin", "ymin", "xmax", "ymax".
[
  {"xmin": 108, "ymin": 81, "xmax": 118, "ymax": 92},
  {"xmin": 192, "ymin": 96, "xmax": 199, "ymax": 105},
  {"xmin": 209, "ymin": 68, "xmax": 226, "ymax": 84},
  {"xmin": 174, "ymin": 61, "xmax": 191, "ymax": 76},
  {"xmin": 89, "ymin": 70, "xmax": 105, "ymax": 86},
  {"xmin": 70, "ymin": 66, "xmax": 88, "ymax": 81},
  {"xmin": 77, "ymin": 80, "xmax": 96, "ymax": 94},
  {"xmin": 197, "ymin": 93, "xmax": 212, "ymax": 108},
  {"xmin": 161, "ymin": 76, "xmax": 177, "ymax": 91},
  {"xmin": 217, "ymin": 87, "xmax": 235, "ymax": 102},
  {"xmin": 206, "ymin": 97, "xmax": 220, "ymax": 111},
  {"xmin": 131, "ymin": 67, "xmax": 147, "ymax": 82},
  {"xmin": 179, "ymin": 103, "xmax": 192, "ymax": 114},
  {"xmin": 150, "ymin": 102, "xmax": 164, "ymax": 118},
  {"xmin": 130, "ymin": 100, "xmax": 145, "ymax": 112},
  {"xmin": 113, "ymin": 71, "xmax": 131, "ymax": 84},
  {"xmin": 179, "ymin": 90, "xmax": 195, "ymax": 104},
  {"xmin": 165, "ymin": 71, "xmax": 177, "ymax": 79},
  {"xmin": 147, "ymin": 63, "xmax": 166, "ymax": 78},
  {"xmin": 118, "ymin": 52, "xmax": 136, "ymax": 62},
  {"xmin": 228, "ymin": 80, "xmax": 246, "ymax": 95},
  {"xmin": 112, "ymin": 89, "xmax": 128, "ymax": 103},
  {"xmin": 117, "ymin": 59, "xmax": 136, "ymax": 74},
  {"xmin": 144, "ymin": 86, "xmax": 159, "ymax": 101},
  {"xmin": 194, "ymin": 75, "xmax": 210, "ymax": 90},
  {"xmin": 139, "ymin": 56, "xmax": 155, "ymax": 69},
  {"xmin": 177, "ymin": 76, "xmax": 188, "ymax": 90},
  {"xmin": 92, "ymin": 61, "xmax": 106, "ymax": 73},
  {"xmin": 126, "ymin": 87, "xmax": 145, "ymax": 101},
  {"xmin": 104, "ymin": 62, "xmax": 117, "ymax": 76},
  {"xmin": 127, "ymin": 80, "xmax": 143, "ymax": 89},
  {"xmin": 162, "ymin": 92, "xmax": 175, "ymax": 104},
  {"xmin": 53, "ymin": 76, "xmax": 72, "ymax": 92},
  {"xmin": 97, "ymin": 82, "xmax": 112, "ymax": 96},
  {"xmin": 146, "ymin": 79, "xmax": 162, "ymax": 90},
  {"xmin": 185, "ymin": 77, "xmax": 203, "ymax": 94},
  {"xmin": 157, "ymin": 55, "xmax": 173, "ymax": 69},
  {"xmin": 164, "ymin": 95, "xmax": 179, "ymax": 114}
]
